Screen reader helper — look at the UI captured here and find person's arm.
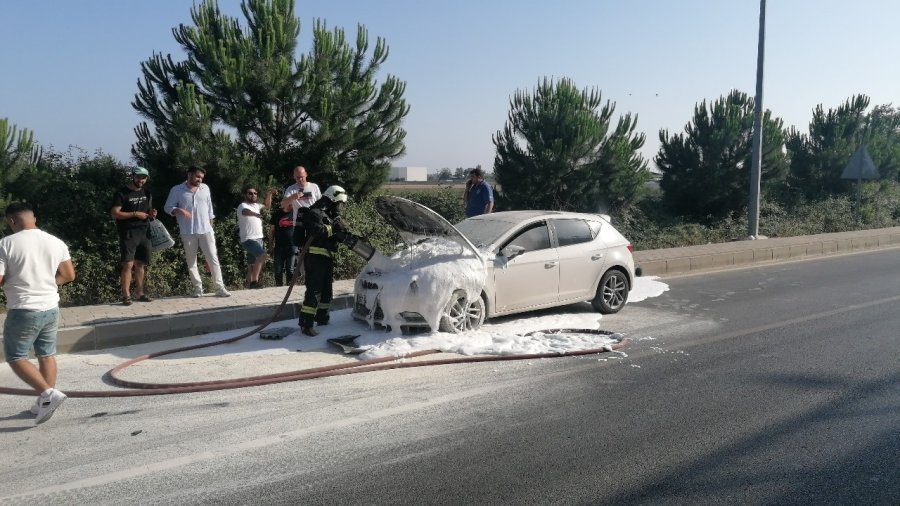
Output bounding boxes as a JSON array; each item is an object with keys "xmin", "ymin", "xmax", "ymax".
[
  {"xmin": 111, "ymin": 192, "xmax": 129, "ymax": 220},
  {"xmin": 112, "ymin": 206, "xmax": 153, "ymax": 221},
  {"xmin": 303, "ymin": 209, "xmax": 329, "ymax": 238},
  {"xmin": 281, "ymin": 186, "xmax": 300, "ymax": 209},
  {"xmin": 164, "ymin": 186, "xmax": 183, "ymax": 217},
  {"xmin": 205, "ymin": 186, "xmax": 216, "ymax": 227},
  {"xmin": 56, "ymin": 259, "xmax": 76, "ymax": 286},
  {"xmin": 240, "ymin": 206, "xmax": 260, "ymax": 217},
  {"xmin": 147, "ymin": 194, "xmax": 157, "ymax": 220},
  {"xmin": 263, "ymin": 188, "xmax": 276, "ymax": 209}
]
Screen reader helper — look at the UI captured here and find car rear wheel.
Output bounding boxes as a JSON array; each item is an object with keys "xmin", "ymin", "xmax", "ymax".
[
  {"xmin": 438, "ymin": 290, "xmax": 486, "ymax": 332},
  {"xmin": 591, "ymin": 269, "xmax": 629, "ymax": 314}
]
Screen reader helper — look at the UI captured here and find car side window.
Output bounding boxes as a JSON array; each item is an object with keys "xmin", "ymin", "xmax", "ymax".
[
  {"xmin": 553, "ymin": 219, "xmax": 594, "ymax": 247},
  {"xmin": 507, "ymin": 222, "xmax": 551, "ymax": 253}
]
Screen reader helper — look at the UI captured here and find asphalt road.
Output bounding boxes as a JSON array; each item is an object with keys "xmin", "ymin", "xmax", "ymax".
[{"xmin": 1, "ymin": 248, "xmax": 898, "ymax": 505}]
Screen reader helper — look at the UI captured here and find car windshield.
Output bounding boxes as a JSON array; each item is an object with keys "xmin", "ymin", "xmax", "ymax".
[{"xmin": 454, "ymin": 216, "xmax": 519, "ymax": 249}]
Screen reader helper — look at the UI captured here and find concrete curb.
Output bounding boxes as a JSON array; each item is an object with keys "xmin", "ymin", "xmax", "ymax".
[
  {"xmin": 55, "ymin": 295, "xmax": 356, "ymax": 354},
  {"xmin": 633, "ymin": 227, "xmax": 900, "ymax": 276}
]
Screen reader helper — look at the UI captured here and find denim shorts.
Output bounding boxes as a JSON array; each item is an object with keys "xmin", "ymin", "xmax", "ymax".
[
  {"xmin": 3, "ymin": 307, "xmax": 59, "ymax": 362},
  {"xmin": 241, "ymin": 238, "xmax": 266, "ymax": 264}
]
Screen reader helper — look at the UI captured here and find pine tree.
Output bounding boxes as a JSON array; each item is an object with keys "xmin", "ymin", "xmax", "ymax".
[
  {"xmin": 291, "ymin": 21, "xmax": 409, "ymax": 196},
  {"xmin": 493, "ymin": 78, "xmax": 649, "ymax": 213},
  {"xmin": 132, "ymin": 0, "xmax": 408, "ymax": 199},
  {"xmin": 786, "ymin": 95, "xmax": 900, "ymax": 199},
  {"xmin": 0, "ymin": 118, "xmax": 43, "ymax": 208},
  {"xmin": 656, "ymin": 89, "xmax": 787, "ymax": 219}
]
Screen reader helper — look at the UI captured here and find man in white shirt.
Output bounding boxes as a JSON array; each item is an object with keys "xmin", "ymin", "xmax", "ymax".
[
  {"xmin": 163, "ymin": 166, "xmax": 230, "ymax": 297},
  {"xmin": 237, "ymin": 186, "xmax": 276, "ymax": 288},
  {"xmin": 0, "ymin": 202, "xmax": 76, "ymax": 424},
  {"xmin": 280, "ymin": 165, "xmax": 322, "ymax": 222}
]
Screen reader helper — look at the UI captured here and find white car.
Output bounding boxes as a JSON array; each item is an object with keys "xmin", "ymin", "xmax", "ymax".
[{"xmin": 352, "ymin": 196, "xmax": 641, "ymax": 333}]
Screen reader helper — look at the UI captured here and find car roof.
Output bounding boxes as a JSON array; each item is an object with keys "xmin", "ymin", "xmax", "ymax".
[{"xmin": 463, "ymin": 210, "xmax": 609, "ymax": 224}]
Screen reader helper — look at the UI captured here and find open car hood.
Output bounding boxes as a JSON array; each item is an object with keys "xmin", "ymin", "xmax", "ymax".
[{"xmin": 374, "ymin": 196, "xmax": 480, "ymax": 257}]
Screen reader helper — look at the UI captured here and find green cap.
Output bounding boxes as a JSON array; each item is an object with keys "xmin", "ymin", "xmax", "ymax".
[{"xmin": 132, "ymin": 167, "xmax": 150, "ymax": 177}]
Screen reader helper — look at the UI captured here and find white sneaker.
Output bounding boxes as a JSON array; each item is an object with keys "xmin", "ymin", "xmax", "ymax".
[
  {"xmin": 192, "ymin": 291, "xmax": 204, "ymax": 298},
  {"xmin": 34, "ymin": 388, "xmax": 66, "ymax": 425},
  {"xmin": 215, "ymin": 289, "xmax": 231, "ymax": 297},
  {"xmin": 29, "ymin": 397, "xmax": 40, "ymax": 415}
]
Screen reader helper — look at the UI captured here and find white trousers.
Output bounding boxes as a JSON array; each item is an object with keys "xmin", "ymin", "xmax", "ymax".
[{"xmin": 181, "ymin": 232, "xmax": 225, "ymax": 292}]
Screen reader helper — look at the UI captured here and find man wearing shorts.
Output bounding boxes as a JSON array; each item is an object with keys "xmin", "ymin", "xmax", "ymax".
[
  {"xmin": 237, "ymin": 186, "xmax": 275, "ymax": 288},
  {"xmin": 0, "ymin": 202, "xmax": 76, "ymax": 424},
  {"xmin": 111, "ymin": 167, "xmax": 157, "ymax": 305}
]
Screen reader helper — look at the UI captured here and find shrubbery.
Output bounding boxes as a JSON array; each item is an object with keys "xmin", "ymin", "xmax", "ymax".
[{"xmin": 615, "ymin": 181, "xmax": 900, "ymax": 250}]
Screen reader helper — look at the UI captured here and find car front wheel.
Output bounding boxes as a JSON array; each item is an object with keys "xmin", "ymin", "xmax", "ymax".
[
  {"xmin": 591, "ymin": 269, "xmax": 629, "ymax": 314},
  {"xmin": 438, "ymin": 290, "xmax": 486, "ymax": 332}
]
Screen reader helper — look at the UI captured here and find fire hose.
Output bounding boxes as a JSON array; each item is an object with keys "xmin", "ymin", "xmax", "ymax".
[{"xmin": 0, "ymin": 239, "xmax": 629, "ymax": 398}]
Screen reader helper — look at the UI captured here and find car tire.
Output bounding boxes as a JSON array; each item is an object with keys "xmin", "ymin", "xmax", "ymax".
[
  {"xmin": 591, "ymin": 269, "xmax": 629, "ymax": 314},
  {"xmin": 438, "ymin": 290, "xmax": 486, "ymax": 332}
]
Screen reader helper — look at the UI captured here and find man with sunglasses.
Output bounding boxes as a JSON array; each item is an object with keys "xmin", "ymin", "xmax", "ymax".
[
  {"xmin": 111, "ymin": 167, "xmax": 157, "ymax": 305},
  {"xmin": 237, "ymin": 186, "xmax": 276, "ymax": 288}
]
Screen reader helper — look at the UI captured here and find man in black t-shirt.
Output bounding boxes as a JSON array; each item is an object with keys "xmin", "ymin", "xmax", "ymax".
[{"xmin": 110, "ymin": 167, "xmax": 157, "ymax": 305}]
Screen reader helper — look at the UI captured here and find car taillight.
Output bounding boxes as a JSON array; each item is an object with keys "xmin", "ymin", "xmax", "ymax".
[{"xmin": 627, "ymin": 244, "xmax": 634, "ymax": 253}]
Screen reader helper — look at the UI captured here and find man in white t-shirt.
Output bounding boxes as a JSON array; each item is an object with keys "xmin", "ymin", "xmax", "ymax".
[
  {"xmin": 0, "ymin": 203, "xmax": 76, "ymax": 425},
  {"xmin": 280, "ymin": 165, "xmax": 322, "ymax": 223},
  {"xmin": 237, "ymin": 186, "xmax": 276, "ymax": 289}
]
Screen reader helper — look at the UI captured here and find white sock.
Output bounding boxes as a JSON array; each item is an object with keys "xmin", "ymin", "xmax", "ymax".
[{"xmin": 41, "ymin": 388, "xmax": 53, "ymax": 397}]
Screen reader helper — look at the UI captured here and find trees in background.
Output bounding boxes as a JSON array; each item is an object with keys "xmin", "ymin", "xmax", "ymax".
[
  {"xmin": 132, "ymin": 0, "xmax": 408, "ymax": 207},
  {"xmin": 493, "ymin": 78, "xmax": 650, "ymax": 213},
  {"xmin": 786, "ymin": 95, "xmax": 900, "ymax": 200},
  {"xmin": 656, "ymin": 89, "xmax": 788, "ymax": 219},
  {"xmin": 0, "ymin": 118, "xmax": 43, "ymax": 209}
]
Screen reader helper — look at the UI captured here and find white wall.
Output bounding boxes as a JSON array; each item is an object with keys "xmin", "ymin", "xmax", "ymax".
[{"xmin": 389, "ymin": 166, "xmax": 428, "ymax": 182}]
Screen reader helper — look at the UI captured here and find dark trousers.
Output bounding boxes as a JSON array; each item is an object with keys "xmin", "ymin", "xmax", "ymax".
[
  {"xmin": 299, "ymin": 253, "xmax": 333, "ymax": 327},
  {"xmin": 272, "ymin": 243, "xmax": 295, "ymax": 286}
]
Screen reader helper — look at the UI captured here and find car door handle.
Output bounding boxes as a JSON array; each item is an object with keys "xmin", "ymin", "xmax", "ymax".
[
  {"xmin": 591, "ymin": 254, "xmax": 603, "ymax": 261},
  {"xmin": 545, "ymin": 262, "xmax": 558, "ymax": 269}
]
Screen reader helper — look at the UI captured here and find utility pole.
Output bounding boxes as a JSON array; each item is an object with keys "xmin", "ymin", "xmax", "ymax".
[{"xmin": 748, "ymin": 0, "xmax": 766, "ymax": 239}]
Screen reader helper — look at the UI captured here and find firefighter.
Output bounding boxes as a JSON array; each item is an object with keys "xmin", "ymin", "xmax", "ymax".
[{"xmin": 297, "ymin": 185, "xmax": 354, "ymax": 336}]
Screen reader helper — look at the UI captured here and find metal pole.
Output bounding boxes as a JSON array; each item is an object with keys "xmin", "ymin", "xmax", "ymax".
[{"xmin": 748, "ymin": 0, "xmax": 766, "ymax": 239}]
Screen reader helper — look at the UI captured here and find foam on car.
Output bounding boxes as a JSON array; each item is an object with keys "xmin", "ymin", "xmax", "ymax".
[{"xmin": 360, "ymin": 237, "xmax": 486, "ymax": 332}]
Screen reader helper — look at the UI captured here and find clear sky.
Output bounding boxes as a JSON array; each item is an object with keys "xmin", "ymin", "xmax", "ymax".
[{"xmin": 2, "ymin": 1, "xmax": 898, "ymax": 173}]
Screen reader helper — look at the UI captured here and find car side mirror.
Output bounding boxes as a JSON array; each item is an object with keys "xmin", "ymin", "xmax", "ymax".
[{"xmin": 501, "ymin": 244, "xmax": 525, "ymax": 260}]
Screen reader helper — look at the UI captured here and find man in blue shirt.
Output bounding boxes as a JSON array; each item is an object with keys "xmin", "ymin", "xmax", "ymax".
[
  {"xmin": 164, "ymin": 166, "xmax": 231, "ymax": 297},
  {"xmin": 465, "ymin": 168, "xmax": 494, "ymax": 217}
]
